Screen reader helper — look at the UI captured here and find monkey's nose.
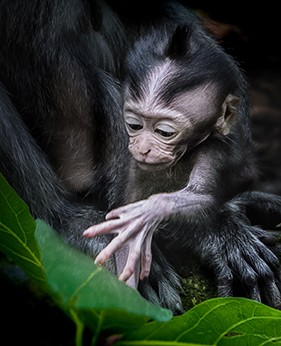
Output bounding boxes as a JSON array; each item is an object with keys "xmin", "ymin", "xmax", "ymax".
[{"xmin": 140, "ymin": 148, "xmax": 151, "ymax": 156}]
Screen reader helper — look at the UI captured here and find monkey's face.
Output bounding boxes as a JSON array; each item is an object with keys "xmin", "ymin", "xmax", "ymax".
[
  {"xmin": 123, "ymin": 75, "xmax": 239, "ymax": 172},
  {"xmin": 123, "ymin": 82, "xmax": 220, "ymax": 172},
  {"xmin": 124, "ymin": 109, "xmax": 191, "ymax": 172}
]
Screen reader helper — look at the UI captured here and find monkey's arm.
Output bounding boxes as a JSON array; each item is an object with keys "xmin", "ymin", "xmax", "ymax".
[
  {"xmin": 83, "ymin": 145, "xmax": 281, "ymax": 308},
  {"xmin": 83, "ymin": 145, "xmax": 224, "ymax": 280}
]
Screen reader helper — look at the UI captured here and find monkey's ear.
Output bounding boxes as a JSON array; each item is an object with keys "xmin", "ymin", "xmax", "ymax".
[
  {"xmin": 215, "ymin": 94, "xmax": 240, "ymax": 136},
  {"xmin": 166, "ymin": 25, "xmax": 192, "ymax": 58}
]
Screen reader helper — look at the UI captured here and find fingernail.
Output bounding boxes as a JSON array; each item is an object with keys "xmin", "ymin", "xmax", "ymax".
[{"xmin": 83, "ymin": 231, "xmax": 92, "ymax": 237}]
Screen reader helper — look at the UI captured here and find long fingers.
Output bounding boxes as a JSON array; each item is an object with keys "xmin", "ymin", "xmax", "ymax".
[
  {"xmin": 119, "ymin": 249, "xmax": 141, "ymax": 282},
  {"xmin": 106, "ymin": 200, "xmax": 145, "ymax": 219},
  {"xmin": 243, "ymin": 243, "xmax": 281, "ymax": 308},
  {"xmin": 93, "ymin": 220, "xmax": 141, "ymax": 262},
  {"xmin": 140, "ymin": 233, "xmax": 153, "ymax": 280},
  {"xmin": 83, "ymin": 218, "xmax": 126, "ymax": 237},
  {"xmin": 119, "ymin": 232, "xmax": 154, "ymax": 282},
  {"xmin": 94, "ymin": 235, "xmax": 127, "ymax": 265},
  {"xmin": 214, "ymin": 240, "xmax": 281, "ymax": 308}
]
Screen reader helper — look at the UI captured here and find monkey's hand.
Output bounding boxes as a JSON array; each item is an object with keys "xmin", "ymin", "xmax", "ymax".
[
  {"xmin": 83, "ymin": 194, "xmax": 173, "ymax": 282},
  {"xmin": 200, "ymin": 222, "xmax": 281, "ymax": 309}
]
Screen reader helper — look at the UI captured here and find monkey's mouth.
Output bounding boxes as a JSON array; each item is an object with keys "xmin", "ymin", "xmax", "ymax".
[{"xmin": 136, "ymin": 160, "xmax": 173, "ymax": 172}]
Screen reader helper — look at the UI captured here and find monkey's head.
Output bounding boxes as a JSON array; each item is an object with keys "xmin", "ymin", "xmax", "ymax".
[
  {"xmin": 124, "ymin": 82, "xmax": 239, "ymax": 172},
  {"xmin": 123, "ymin": 24, "xmax": 242, "ymax": 172}
]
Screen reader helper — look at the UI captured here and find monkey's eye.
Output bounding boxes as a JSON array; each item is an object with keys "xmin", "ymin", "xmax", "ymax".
[
  {"xmin": 127, "ymin": 123, "xmax": 143, "ymax": 131},
  {"xmin": 125, "ymin": 116, "xmax": 143, "ymax": 132},
  {"xmin": 155, "ymin": 129, "xmax": 175, "ymax": 137},
  {"xmin": 155, "ymin": 124, "xmax": 176, "ymax": 138}
]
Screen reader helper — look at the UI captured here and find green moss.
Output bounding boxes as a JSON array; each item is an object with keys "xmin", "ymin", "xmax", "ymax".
[{"xmin": 179, "ymin": 262, "xmax": 217, "ymax": 311}]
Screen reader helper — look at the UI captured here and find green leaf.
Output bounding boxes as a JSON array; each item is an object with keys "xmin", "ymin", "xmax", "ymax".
[
  {"xmin": 118, "ymin": 297, "xmax": 281, "ymax": 345},
  {"xmin": 35, "ymin": 219, "xmax": 172, "ymax": 340},
  {"xmin": 0, "ymin": 173, "xmax": 45, "ymax": 286},
  {"xmin": 0, "ymin": 173, "xmax": 172, "ymax": 344}
]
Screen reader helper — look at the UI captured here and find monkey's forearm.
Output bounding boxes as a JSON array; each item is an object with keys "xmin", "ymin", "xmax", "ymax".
[
  {"xmin": 82, "ymin": 187, "xmax": 216, "ymax": 283},
  {"xmin": 82, "ymin": 145, "xmax": 244, "ymax": 282}
]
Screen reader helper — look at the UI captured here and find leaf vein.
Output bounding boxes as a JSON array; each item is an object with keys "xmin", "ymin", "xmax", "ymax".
[
  {"xmin": 214, "ymin": 316, "xmax": 281, "ymax": 344},
  {"xmin": 0, "ymin": 222, "xmax": 40, "ymax": 265}
]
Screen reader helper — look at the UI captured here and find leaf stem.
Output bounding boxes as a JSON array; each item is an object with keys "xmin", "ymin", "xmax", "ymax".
[
  {"xmin": 91, "ymin": 311, "xmax": 105, "ymax": 346},
  {"xmin": 70, "ymin": 309, "xmax": 85, "ymax": 346}
]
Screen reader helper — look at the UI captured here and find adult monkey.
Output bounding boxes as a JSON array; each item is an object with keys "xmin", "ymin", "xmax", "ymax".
[
  {"xmin": 84, "ymin": 7, "xmax": 281, "ymax": 309},
  {"xmin": 0, "ymin": 0, "xmax": 280, "ymax": 314},
  {"xmin": 0, "ymin": 0, "xmax": 192, "ymax": 313},
  {"xmin": 0, "ymin": 0, "xmax": 128, "ymax": 270}
]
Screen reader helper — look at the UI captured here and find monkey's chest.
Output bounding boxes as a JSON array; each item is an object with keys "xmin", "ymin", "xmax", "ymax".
[{"xmin": 127, "ymin": 164, "xmax": 190, "ymax": 202}]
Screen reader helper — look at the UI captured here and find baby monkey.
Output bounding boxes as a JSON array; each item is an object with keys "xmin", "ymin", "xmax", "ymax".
[{"xmin": 84, "ymin": 11, "xmax": 281, "ymax": 309}]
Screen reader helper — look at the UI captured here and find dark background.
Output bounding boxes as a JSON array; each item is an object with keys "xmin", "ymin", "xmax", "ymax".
[
  {"xmin": 112, "ymin": 0, "xmax": 281, "ymax": 70},
  {"xmin": 185, "ymin": 2, "xmax": 281, "ymax": 68}
]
